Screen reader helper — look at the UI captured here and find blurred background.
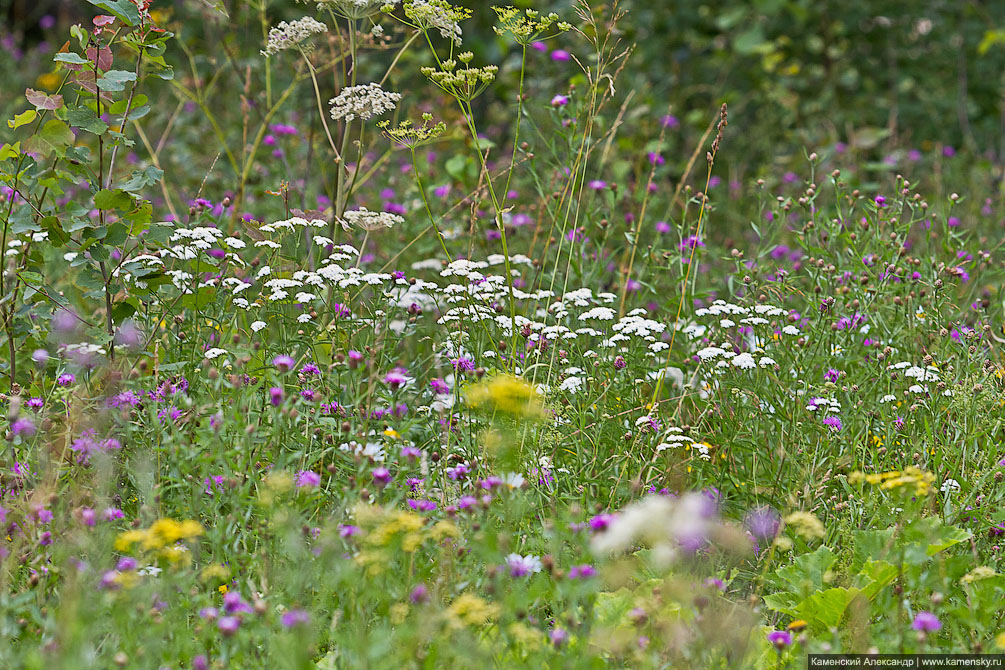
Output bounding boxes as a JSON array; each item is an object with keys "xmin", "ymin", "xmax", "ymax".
[{"xmin": 2, "ymin": 0, "xmax": 1004, "ymax": 223}]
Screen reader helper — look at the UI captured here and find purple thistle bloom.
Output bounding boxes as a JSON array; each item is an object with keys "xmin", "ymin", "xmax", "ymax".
[
  {"xmin": 588, "ymin": 513, "xmax": 615, "ymax": 532},
  {"xmin": 269, "ymin": 387, "xmax": 284, "ymax": 406},
  {"xmin": 550, "ymin": 94, "xmax": 569, "ymax": 107},
  {"xmin": 339, "ymin": 524, "xmax": 360, "ymax": 539},
  {"xmin": 550, "ymin": 628, "xmax": 569, "ymax": 647},
  {"xmin": 57, "ymin": 373, "xmax": 75, "ymax": 387},
  {"xmin": 371, "ymin": 467, "xmax": 392, "ymax": 488},
  {"xmin": 280, "ymin": 609, "xmax": 310, "ymax": 628},
  {"xmin": 223, "ymin": 592, "xmax": 252, "ymax": 614},
  {"xmin": 568, "ymin": 564, "xmax": 596, "ymax": 579},
  {"xmin": 295, "ymin": 471, "xmax": 321, "ymax": 488},
  {"xmin": 409, "ymin": 584, "xmax": 429, "ymax": 603},
  {"xmin": 218, "ymin": 616, "xmax": 241, "ymax": 636},
  {"xmin": 550, "ymin": 49, "xmax": 570, "ymax": 61},
  {"xmin": 767, "ymin": 630, "xmax": 793, "ymax": 648},
  {"xmin": 822, "ymin": 415, "xmax": 842, "ymax": 432},
  {"xmin": 912, "ymin": 611, "xmax": 941, "ymax": 632},
  {"xmin": 272, "ymin": 355, "xmax": 296, "ymax": 372},
  {"xmin": 299, "ymin": 363, "xmax": 321, "ymax": 376},
  {"xmin": 11, "ymin": 417, "xmax": 36, "ymax": 437},
  {"xmin": 744, "ymin": 506, "xmax": 780, "ymax": 541}
]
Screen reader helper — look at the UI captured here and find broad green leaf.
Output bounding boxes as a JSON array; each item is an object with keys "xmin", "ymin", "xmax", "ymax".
[
  {"xmin": 42, "ymin": 216, "xmax": 70, "ymax": 246},
  {"xmin": 96, "ymin": 70, "xmax": 137, "ymax": 92},
  {"xmin": 118, "ymin": 166, "xmax": 163, "ymax": 194},
  {"xmin": 84, "ymin": 0, "xmax": 140, "ymax": 26},
  {"xmin": 67, "ymin": 106, "xmax": 109, "ymax": 135},
  {"xmin": 94, "ymin": 188, "xmax": 134, "ymax": 211},
  {"xmin": 54, "ymin": 52, "xmax": 89, "ymax": 65},
  {"xmin": 0, "ymin": 142, "xmax": 20, "ymax": 160},
  {"xmin": 23, "ymin": 119, "xmax": 75, "ymax": 157}
]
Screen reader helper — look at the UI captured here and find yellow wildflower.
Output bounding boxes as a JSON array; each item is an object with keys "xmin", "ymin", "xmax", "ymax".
[
  {"xmin": 465, "ymin": 374, "xmax": 544, "ymax": 417},
  {"xmin": 445, "ymin": 593, "xmax": 500, "ymax": 629},
  {"xmin": 783, "ymin": 511, "xmax": 825, "ymax": 540}
]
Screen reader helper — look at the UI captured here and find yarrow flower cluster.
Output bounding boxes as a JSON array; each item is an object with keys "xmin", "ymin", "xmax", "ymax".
[
  {"xmin": 329, "ymin": 83, "xmax": 402, "ymax": 123},
  {"xmin": 338, "ymin": 207, "xmax": 404, "ymax": 231},
  {"xmin": 261, "ymin": 17, "xmax": 328, "ymax": 57}
]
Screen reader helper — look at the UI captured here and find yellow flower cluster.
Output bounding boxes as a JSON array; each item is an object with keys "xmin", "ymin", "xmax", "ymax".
[
  {"xmin": 465, "ymin": 374, "xmax": 544, "ymax": 417},
  {"xmin": 115, "ymin": 518, "xmax": 204, "ymax": 564},
  {"xmin": 783, "ymin": 511, "xmax": 826, "ymax": 540},
  {"xmin": 444, "ymin": 593, "xmax": 500, "ymax": 630},
  {"xmin": 848, "ymin": 466, "xmax": 935, "ymax": 496},
  {"xmin": 351, "ymin": 504, "xmax": 460, "ymax": 576}
]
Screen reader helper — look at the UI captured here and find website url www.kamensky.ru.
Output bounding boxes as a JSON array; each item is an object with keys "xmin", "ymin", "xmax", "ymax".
[{"xmin": 808, "ymin": 655, "xmax": 1005, "ymax": 668}]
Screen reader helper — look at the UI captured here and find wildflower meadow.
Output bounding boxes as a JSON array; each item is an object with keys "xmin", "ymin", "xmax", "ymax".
[{"xmin": 2, "ymin": 0, "xmax": 1005, "ymax": 667}]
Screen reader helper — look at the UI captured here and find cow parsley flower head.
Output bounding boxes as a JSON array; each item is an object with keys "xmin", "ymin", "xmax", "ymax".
[
  {"xmin": 313, "ymin": 0, "xmax": 396, "ymax": 20},
  {"xmin": 403, "ymin": 0, "xmax": 470, "ymax": 45},
  {"xmin": 329, "ymin": 83, "xmax": 402, "ymax": 123},
  {"xmin": 261, "ymin": 17, "xmax": 328, "ymax": 57}
]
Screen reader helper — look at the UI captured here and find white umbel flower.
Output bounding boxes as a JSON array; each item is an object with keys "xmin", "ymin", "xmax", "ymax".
[
  {"xmin": 315, "ymin": 0, "xmax": 397, "ymax": 20},
  {"xmin": 329, "ymin": 83, "xmax": 402, "ymax": 123},
  {"xmin": 338, "ymin": 207, "xmax": 404, "ymax": 231},
  {"xmin": 261, "ymin": 17, "xmax": 328, "ymax": 57}
]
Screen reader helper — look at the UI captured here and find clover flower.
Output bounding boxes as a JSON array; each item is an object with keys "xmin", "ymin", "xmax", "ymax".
[
  {"xmin": 329, "ymin": 83, "xmax": 401, "ymax": 123},
  {"xmin": 261, "ymin": 17, "xmax": 328, "ymax": 57}
]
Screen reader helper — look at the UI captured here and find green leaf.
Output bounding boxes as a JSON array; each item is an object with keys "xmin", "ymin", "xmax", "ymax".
[
  {"xmin": 42, "ymin": 216, "xmax": 70, "ymax": 246},
  {"xmin": 89, "ymin": 244, "xmax": 110, "ymax": 263},
  {"xmin": 8, "ymin": 109, "xmax": 37, "ymax": 130},
  {"xmin": 109, "ymin": 94, "xmax": 148, "ymax": 115},
  {"xmin": 118, "ymin": 166, "xmax": 163, "ymax": 194},
  {"xmin": 67, "ymin": 106, "xmax": 109, "ymax": 135},
  {"xmin": 0, "ymin": 142, "xmax": 20, "ymax": 161},
  {"xmin": 96, "ymin": 70, "xmax": 137, "ymax": 92},
  {"xmin": 774, "ymin": 545, "xmax": 837, "ymax": 593},
  {"xmin": 54, "ymin": 52, "xmax": 89, "ymax": 65},
  {"xmin": 94, "ymin": 188, "xmax": 134, "ymax": 211},
  {"xmin": 23, "ymin": 119, "xmax": 75, "ymax": 157},
  {"xmin": 104, "ymin": 222, "xmax": 130, "ymax": 246},
  {"xmin": 84, "ymin": 0, "xmax": 140, "ymax": 26}
]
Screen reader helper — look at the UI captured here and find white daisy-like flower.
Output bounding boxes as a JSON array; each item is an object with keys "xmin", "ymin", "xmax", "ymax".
[
  {"xmin": 204, "ymin": 348, "xmax": 228, "ymax": 359},
  {"xmin": 251, "ymin": 321, "xmax": 267, "ymax": 332}
]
